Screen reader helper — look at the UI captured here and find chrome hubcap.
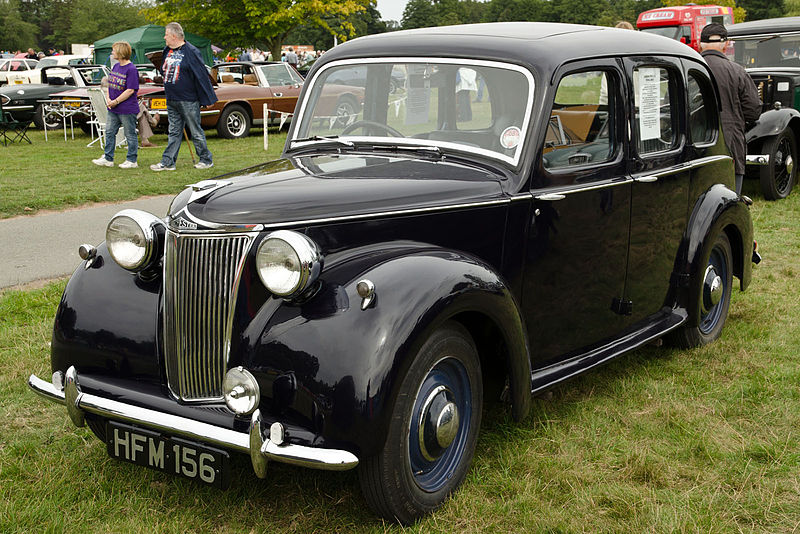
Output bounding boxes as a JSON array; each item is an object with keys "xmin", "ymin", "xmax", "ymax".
[
  {"xmin": 702, "ymin": 265, "xmax": 722, "ymax": 313},
  {"xmin": 227, "ymin": 112, "xmax": 245, "ymax": 135},
  {"xmin": 418, "ymin": 385, "xmax": 460, "ymax": 461}
]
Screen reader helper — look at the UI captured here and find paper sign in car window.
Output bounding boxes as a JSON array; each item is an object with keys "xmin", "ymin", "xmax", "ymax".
[
  {"xmin": 637, "ymin": 67, "xmax": 661, "ymax": 141},
  {"xmin": 405, "ymin": 64, "xmax": 431, "ymax": 126}
]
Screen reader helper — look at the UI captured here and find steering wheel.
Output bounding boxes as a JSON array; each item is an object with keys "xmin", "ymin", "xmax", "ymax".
[{"xmin": 341, "ymin": 120, "xmax": 403, "ymax": 137}]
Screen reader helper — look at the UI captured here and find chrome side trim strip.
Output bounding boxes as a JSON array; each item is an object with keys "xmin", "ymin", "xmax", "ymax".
[
  {"xmin": 532, "ymin": 155, "xmax": 733, "ymax": 199},
  {"xmin": 27, "ymin": 371, "xmax": 360, "ymax": 471}
]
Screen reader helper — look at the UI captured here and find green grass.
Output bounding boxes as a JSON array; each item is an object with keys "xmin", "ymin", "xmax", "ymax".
[
  {"xmin": 0, "ymin": 128, "xmax": 288, "ymax": 219},
  {"xmin": 1, "ymin": 178, "xmax": 799, "ymax": 532}
]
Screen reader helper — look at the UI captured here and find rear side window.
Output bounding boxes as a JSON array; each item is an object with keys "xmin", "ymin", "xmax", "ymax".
[
  {"xmin": 687, "ymin": 70, "xmax": 718, "ymax": 145},
  {"xmin": 634, "ymin": 67, "xmax": 677, "ymax": 155},
  {"xmin": 542, "ymin": 70, "xmax": 615, "ymax": 170}
]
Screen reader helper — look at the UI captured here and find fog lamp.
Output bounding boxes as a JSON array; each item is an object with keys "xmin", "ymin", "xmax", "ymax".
[{"xmin": 223, "ymin": 367, "xmax": 260, "ymax": 415}]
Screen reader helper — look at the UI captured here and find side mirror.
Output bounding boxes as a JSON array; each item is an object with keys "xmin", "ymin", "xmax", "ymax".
[{"xmin": 680, "ymin": 37, "xmax": 691, "ymax": 45}]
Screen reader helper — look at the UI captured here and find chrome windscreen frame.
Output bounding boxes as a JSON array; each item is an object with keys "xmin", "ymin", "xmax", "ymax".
[{"xmin": 292, "ymin": 57, "xmax": 536, "ymax": 167}]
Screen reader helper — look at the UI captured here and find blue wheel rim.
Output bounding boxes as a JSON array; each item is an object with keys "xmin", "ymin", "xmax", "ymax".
[
  {"xmin": 408, "ymin": 357, "xmax": 472, "ymax": 493},
  {"xmin": 699, "ymin": 245, "xmax": 728, "ymax": 335}
]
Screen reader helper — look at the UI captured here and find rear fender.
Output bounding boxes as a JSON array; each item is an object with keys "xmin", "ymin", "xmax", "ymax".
[{"xmin": 677, "ymin": 184, "xmax": 754, "ymax": 298}]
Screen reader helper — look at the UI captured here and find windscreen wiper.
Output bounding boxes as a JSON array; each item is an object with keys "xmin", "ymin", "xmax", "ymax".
[{"xmin": 290, "ymin": 135, "xmax": 354, "ymax": 148}]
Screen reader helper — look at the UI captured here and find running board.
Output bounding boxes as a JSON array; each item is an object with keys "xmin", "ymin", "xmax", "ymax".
[{"xmin": 530, "ymin": 309, "xmax": 687, "ymax": 395}]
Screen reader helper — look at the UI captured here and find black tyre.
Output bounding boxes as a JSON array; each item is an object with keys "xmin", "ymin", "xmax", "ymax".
[
  {"xmin": 216, "ymin": 104, "xmax": 251, "ymax": 139},
  {"xmin": 33, "ymin": 104, "xmax": 62, "ymax": 130},
  {"xmin": 358, "ymin": 321, "xmax": 482, "ymax": 524},
  {"xmin": 759, "ymin": 128, "xmax": 796, "ymax": 200},
  {"xmin": 668, "ymin": 232, "xmax": 733, "ymax": 348}
]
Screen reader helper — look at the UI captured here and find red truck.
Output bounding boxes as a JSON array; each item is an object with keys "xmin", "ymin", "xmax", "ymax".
[{"xmin": 636, "ymin": 4, "xmax": 734, "ymax": 52}]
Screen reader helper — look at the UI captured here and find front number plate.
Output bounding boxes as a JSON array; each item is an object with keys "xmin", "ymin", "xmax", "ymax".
[
  {"xmin": 106, "ymin": 421, "xmax": 230, "ymax": 489},
  {"xmin": 150, "ymin": 98, "xmax": 166, "ymax": 109}
]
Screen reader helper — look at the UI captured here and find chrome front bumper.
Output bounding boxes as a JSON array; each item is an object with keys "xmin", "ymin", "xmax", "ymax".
[{"xmin": 28, "ymin": 367, "xmax": 358, "ymax": 475}]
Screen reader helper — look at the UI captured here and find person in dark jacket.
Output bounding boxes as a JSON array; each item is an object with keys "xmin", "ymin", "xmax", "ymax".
[
  {"xmin": 700, "ymin": 23, "xmax": 761, "ymax": 194},
  {"xmin": 151, "ymin": 21, "xmax": 218, "ymax": 171}
]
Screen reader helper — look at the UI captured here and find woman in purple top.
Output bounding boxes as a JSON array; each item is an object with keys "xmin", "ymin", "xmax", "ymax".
[{"xmin": 92, "ymin": 41, "xmax": 139, "ymax": 169}]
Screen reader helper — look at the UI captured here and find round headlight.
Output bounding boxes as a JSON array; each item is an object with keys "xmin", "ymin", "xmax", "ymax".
[
  {"xmin": 255, "ymin": 230, "xmax": 322, "ymax": 297},
  {"xmin": 223, "ymin": 367, "xmax": 260, "ymax": 415},
  {"xmin": 106, "ymin": 209, "xmax": 162, "ymax": 271}
]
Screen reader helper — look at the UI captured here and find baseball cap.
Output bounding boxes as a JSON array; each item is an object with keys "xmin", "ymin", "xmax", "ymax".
[{"xmin": 701, "ymin": 23, "xmax": 728, "ymax": 43}]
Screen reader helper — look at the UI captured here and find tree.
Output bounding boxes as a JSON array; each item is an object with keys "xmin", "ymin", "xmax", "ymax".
[
  {"xmin": 402, "ymin": 0, "xmax": 438, "ymax": 28},
  {"xmin": 738, "ymin": 0, "xmax": 783, "ymax": 20},
  {"xmin": 664, "ymin": 0, "xmax": 745, "ymax": 22},
  {"xmin": 788, "ymin": 0, "xmax": 800, "ymax": 15},
  {"xmin": 144, "ymin": 0, "xmax": 370, "ymax": 61},
  {"xmin": 285, "ymin": 3, "xmax": 387, "ymax": 51},
  {"xmin": 0, "ymin": 0, "xmax": 38, "ymax": 50},
  {"xmin": 48, "ymin": 0, "xmax": 149, "ymax": 51}
]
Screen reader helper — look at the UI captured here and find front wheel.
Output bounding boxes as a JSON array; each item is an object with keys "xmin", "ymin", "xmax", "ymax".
[
  {"xmin": 216, "ymin": 104, "xmax": 251, "ymax": 139},
  {"xmin": 358, "ymin": 321, "xmax": 483, "ymax": 524},
  {"xmin": 667, "ymin": 232, "xmax": 733, "ymax": 348},
  {"xmin": 759, "ymin": 129, "xmax": 796, "ymax": 200}
]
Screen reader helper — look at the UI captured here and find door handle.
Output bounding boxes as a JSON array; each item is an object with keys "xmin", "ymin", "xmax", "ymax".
[
  {"xmin": 634, "ymin": 175, "xmax": 658, "ymax": 183},
  {"xmin": 274, "ymin": 92, "xmax": 283, "ymax": 97},
  {"xmin": 535, "ymin": 193, "xmax": 566, "ymax": 201}
]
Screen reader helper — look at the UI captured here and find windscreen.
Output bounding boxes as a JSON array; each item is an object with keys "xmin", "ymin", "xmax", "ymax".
[
  {"xmin": 293, "ymin": 60, "xmax": 534, "ymax": 165},
  {"xmin": 731, "ymin": 34, "xmax": 800, "ymax": 68}
]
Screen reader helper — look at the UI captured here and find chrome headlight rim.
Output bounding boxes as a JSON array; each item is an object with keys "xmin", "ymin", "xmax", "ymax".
[
  {"xmin": 255, "ymin": 230, "xmax": 322, "ymax": 298},
  {"xmin": 223, "ymin": 366, "xmax": 261, "ymax": 416},
  {"xmin": 105, "ymin": 209, "xmax": 163, "ymax": 272}
]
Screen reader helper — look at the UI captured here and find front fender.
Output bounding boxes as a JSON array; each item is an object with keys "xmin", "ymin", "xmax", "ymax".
[
  {"xmin": 746, "ymin": 108, "xmax": 800, "ymax": 145},
  {"xmin": 680, "ymin": 184, "xmax": 754, "ymax": 294},
  {"xmin": 238, "ymin": 248, "xmax": 531, "ymax": 458}
]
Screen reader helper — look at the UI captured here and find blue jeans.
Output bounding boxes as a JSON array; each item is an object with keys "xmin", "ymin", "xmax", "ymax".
[
  {"xmin": 162, "ymin": 100, "xmax": 212, "ymax": 167},
  {"xmin": 104, "ymin": 111, "xmax": 138, "ymax": 162}
]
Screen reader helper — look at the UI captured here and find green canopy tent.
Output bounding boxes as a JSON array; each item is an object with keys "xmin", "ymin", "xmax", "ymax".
[{"xmin": 93, "ymin": 24, "xmax": 213, "ymax": 67}]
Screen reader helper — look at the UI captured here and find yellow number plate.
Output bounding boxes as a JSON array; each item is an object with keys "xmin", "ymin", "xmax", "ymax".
[
  {"xmin": 150, "ymin": 98, "xmax": 166, "ymax": 110},
  {"xmin": 63, "ymin": 101, "xmax": 81, "ymax": 108}
]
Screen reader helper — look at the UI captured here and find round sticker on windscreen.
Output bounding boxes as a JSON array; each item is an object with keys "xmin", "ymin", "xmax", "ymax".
[{"xmin": 500, "ymin": 126, "xmax": 521, "ymax": 149}]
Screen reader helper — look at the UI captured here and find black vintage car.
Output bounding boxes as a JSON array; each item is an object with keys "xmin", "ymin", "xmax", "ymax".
[
  {"xmin": 29, "ymin": 23, "xmax": 760, "ymax": 524},
  {"xmin": 727, "ymin": 17, "xmax": 800, "ymax": 199},
  {"xmin": 0, "ymin": 64, "xmax": 108, "ymax": 129}
]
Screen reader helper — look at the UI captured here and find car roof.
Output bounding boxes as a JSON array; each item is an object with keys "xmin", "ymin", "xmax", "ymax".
[
  {"xmin": 316, "ymin": 22, "xmax": 700, "ymax": 74},
  {"xmin": 727, "ymin": 17, "xmax": 800, "ymax": 37}
]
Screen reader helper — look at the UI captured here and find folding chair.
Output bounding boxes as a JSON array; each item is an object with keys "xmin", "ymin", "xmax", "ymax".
[
  {"xmin": 86, "ymin": 88, "xmax": 126, "ymax": 149},
  {"xmin": 0, "ymin": 97, "xmax": 32, "ymax": 146}
]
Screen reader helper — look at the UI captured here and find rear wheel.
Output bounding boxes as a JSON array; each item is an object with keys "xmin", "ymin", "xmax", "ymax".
[
  {"xmin": 759, "ymin": 128, "xmax": 796, "ymax": 200},
  {"xmin": 667, "ymin": 232, "xmax": 733, "ymax": 348},
  {"xmin": 217, "ymin": 104, "xmax": 251, "ymax": 139},
  {"xmin": 358, "ymin": 321, "xmax": 482, "ymax": 524}
]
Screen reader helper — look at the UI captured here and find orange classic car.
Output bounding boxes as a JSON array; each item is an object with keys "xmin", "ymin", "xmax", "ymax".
[{"xmin": 141, "ymin": 60, "xmax": 364, "ymax": 139}]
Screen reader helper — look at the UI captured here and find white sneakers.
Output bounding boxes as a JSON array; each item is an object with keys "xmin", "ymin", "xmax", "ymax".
[
  {"xmin": 92, "ymin": 158, "xmax": 138, "ymax": 168},
  {"xmin": 194, "ymin": 161, "xmax": 214, "ymax": 169},
  {"xmin": 91, "ymin": 157, "xmax": 113, "ymax": 167},
  {"xmin": 150, "ymin": 163, "xmax": 176, "ymax": 172}
]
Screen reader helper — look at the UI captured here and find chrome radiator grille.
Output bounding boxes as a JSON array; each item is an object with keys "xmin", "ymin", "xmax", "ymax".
[{"xmin": 163, "ymin": 231, "xmax": 254, "ymax": 401}]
